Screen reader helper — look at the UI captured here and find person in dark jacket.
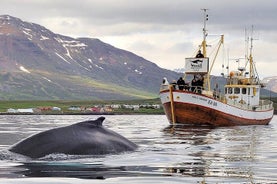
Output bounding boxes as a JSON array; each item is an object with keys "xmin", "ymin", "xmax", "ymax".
[
  {"xmin": 177, "ymin": 77, "xmax": 185, "ymax": 90},
  {"xmin": 196, "ymin": 50, "xmax": 204, "ymax": 58},
  {"xmin": 191, "ymin": 76, "xmax": 197, "ymax": 92}
]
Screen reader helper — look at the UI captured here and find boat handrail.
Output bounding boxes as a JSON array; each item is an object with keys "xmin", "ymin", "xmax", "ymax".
[
  {"xmin": 227, "ymin": 77, "xmax": 260, "ymax": 85},
  {"xmin": 260, "ymin": 99, "xmax": 274, "ymax": 106},
  {"xmin": 160, "ymin": 84, "xmax": 205, "ymax": 93},
  {"xmin": 228, "ymin": 99, "xmax": 273, "ymax": 111}
]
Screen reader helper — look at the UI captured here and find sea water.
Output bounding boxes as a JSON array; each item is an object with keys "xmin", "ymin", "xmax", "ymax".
[{"xmin": 0, "ymin": 115, "xmax": 276, "ymax": 183}]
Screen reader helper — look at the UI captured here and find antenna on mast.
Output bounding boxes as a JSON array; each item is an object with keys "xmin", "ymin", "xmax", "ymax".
[
  {"xmin": 201, "ymin": 8, "xmax": 209, "ymax": 57},
  {"xmin": 248, "ymin": 25, "xmax": 259, "ymax": 80}
]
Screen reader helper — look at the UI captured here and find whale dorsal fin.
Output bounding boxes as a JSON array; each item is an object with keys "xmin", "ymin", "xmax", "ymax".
[
  {"xmin": 89, "ymin": 116, "xmax": 105, "ymax": 127},
  {"xmin": 76, "ymin": 117, "xmax": 106, "ymax": 127},
  {"xmin": 95, "ymin": 116, "xmax": 105, "ymax": 126}
]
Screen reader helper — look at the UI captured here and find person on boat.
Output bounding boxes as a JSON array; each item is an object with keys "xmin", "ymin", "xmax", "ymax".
[
  {"xmin": 213, "ymin": 83, "xmax": 220, "ymax": 99},
  {"xmin": 177, "ymin": 77, "xmax": 185, "ymax": 90},
  {"xmin": 196, "ymin": 50, "xmax": 204, "ymax": 58},
  {"xmin": 171, "ymin": 80, "xmax": 177, "ymax": 90},
  {"xmin": 190, "ymin": 75, "xmax": 204, "ymax": 94},
  {"xmin": 162, "ymin": 77, "xmax": 169, "ymax": 85},
  {"xmin": 191, "ymin": 76, "xmax": 197, "ymax": 92},
  {"xmin": 184, "ymin": 82, "xmax": 190, "ymax": 91},
  {"xmin": 196, "ymin": 76, "xmax": 204, "ymax": 94},
  {"xmin": 197, "ymin": 75, "xmax": 204, "ymax": 94}
]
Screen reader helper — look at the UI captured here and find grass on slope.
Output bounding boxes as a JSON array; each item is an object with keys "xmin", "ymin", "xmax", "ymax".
[{"xmin": 66, "ymin": 75, "xmax": 158, "ymax": 99}]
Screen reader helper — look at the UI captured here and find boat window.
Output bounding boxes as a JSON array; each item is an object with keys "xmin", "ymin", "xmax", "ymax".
[
  {"xmin": 234, "ymin": 87, "xmax": 240, "ymax": 94},
  {"xmin": 228, "ymin": 88, "xmax": 233, "ymax": 94},
  {"xmin": 242, "ymin": 88, "xmax": 247, "ymax": 94}
]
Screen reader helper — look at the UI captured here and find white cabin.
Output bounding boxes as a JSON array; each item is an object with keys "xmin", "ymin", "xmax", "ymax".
[{"xmin": 224, "ymin": 85, "xmax": 260, "ymax": 107}]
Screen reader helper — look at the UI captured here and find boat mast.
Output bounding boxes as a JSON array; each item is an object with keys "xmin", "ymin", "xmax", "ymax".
[
  {"xmin": 202, "ymin": 9, "xmax": 208, "ymax": 57},
  {"xmin": 247, "ymin": 25, "xmax": 259, "ymax": 85},
  {"xmin": 201, "ymin": 9, "xmax": 209, "ymax": 90},
  {"xmin": 249, "ymin": 26, "xmax": 254, "ymax": 81}
]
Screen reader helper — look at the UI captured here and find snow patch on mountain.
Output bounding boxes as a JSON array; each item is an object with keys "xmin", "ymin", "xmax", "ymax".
[
  {"xmin": 55, "ymin": 52, "xmax": 71, "ymax": 64},
  {"xmin": 19, "ymin": 66, "xmax": 31, "ymax": 73},
  {"xmin": 40, "ymin": 35, "xmax": 49, "ymax": 40}
]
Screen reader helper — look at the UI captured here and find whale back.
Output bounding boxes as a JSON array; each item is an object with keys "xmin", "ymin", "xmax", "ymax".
[{"xmin": 9, "ymin": 117, "xmax": 137, "ymax": 158}]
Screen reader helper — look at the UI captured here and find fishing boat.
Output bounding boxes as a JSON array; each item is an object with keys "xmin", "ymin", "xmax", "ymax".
[{"xmin": 159, "ymin": 10, "xmax": 274, "ymax": 126}]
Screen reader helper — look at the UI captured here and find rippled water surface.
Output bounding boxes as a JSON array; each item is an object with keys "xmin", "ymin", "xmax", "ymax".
[{"xmin": 0, "ymin": 115, "xmax": 276, "ymax": 183}]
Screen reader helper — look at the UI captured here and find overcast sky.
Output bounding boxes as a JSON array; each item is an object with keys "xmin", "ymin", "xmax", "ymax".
[{"xmin": 1, "ymin": 0, "xmax": 277, "ymax": 78}]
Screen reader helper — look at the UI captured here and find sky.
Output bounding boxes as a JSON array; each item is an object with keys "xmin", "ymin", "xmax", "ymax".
[{"xmin": 0, "ymin": 0, "xmax": 277, "ymax": 78}]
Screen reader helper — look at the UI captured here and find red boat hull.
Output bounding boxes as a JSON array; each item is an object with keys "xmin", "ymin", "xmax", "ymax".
[
  {"xmin": 160, "ymin": 90, "xmax": 273, "ymax": 126},
  {"xmin": 162, "ymin": 101, "xmax": 272, "ymax": 126}
]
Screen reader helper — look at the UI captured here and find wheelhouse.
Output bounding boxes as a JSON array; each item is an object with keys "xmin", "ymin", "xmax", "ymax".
[{"xmin": 224, "ymin": 85, "xmax": 260, "ymax": 106}]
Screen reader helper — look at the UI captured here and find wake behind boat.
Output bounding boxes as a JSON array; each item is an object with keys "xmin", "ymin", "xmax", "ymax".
[{"xmin": 159, "ymin": 9, "xmax": 274, "ymax": 126}]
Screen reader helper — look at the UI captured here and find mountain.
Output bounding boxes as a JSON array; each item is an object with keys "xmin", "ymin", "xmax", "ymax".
[
  {"xmin": 173, "ymin": 68, "xmax": 185, "ymax": 74},
  {"xmin": 261, "ymin": 76, "xmax": 277, "ymax": 97},
  {"xmin": 0, "ymin": 15, "xmax": 180, "ymax": 100}
]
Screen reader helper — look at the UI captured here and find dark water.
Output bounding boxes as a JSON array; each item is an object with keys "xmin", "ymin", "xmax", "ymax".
[{"xmin": 0, "ymin": 115, "xmax": 276, "ymax": 183}]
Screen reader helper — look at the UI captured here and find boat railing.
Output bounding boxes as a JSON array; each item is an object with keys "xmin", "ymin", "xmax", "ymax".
[
  {"xmin": 227, "ymin": 77, "xmax": 260, "ymax": 85},
  {"xmin": 227, "ymin": 99, "xmax": 273, "ymax": 111},
  {"xmin": 259, "ymin": 99, "xmax": 274, "ymax": 110},
  {"xmin": 160, "ymin": 84, "xmax": 205, "ymax": 93}
]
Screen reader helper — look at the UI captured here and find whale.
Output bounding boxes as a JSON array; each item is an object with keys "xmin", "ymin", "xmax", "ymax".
[{"xmin": 9, "ymin": 117, "xmax": 137, "ymax": 158}]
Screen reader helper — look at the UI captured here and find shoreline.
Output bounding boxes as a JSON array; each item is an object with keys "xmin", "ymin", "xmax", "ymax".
[{"xmin": 0, "ymin": 111, "xmax": 165, "ymax": 116}]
